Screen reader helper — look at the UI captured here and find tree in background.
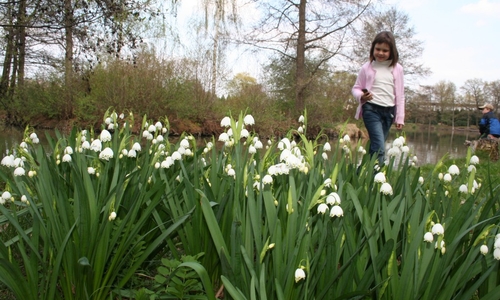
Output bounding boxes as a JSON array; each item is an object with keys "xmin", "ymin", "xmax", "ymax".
[
  {"xmin": 243, "ymin": 0, "xmax": 373, "ymax": 112},
  {"xmin": 350, "ymin": 7, "xmax": 430, "ymax": 83}
]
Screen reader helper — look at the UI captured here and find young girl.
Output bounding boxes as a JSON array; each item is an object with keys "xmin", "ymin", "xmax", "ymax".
[{"xmin": 352, "ymin": 31, "xmax": 405, "ymax": 166}]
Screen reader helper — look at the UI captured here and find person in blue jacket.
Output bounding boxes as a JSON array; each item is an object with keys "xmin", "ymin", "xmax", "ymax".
[{"xmin": 478, "ymin": 103, "xmax": 500, "ymax": 139}]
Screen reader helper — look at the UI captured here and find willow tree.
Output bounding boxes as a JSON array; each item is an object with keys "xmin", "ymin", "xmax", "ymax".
[{"xmin": 243, "ymin": 0, "xmax": 373, "ymax": 112}]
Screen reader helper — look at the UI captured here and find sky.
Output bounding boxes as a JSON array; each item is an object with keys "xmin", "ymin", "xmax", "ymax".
[
  {"xmin": 385, "ymin": 0, "xmax": 500, "ymax": 87},
  {"xmin": 172, "ymin": 0, "xmax": 500, "ymax": 90}
]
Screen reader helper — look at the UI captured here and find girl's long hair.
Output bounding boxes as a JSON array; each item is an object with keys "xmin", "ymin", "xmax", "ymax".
[{"xmin": 369, "ymin": 31, "xmax": 399, "ymax": 67}]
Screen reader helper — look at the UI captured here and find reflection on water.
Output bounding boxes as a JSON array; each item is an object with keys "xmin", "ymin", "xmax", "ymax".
[
  {"xmin": 387, "ymin": 129, "xmax": 474, "ymax": 165},
  {"xmin": 0, "ymin": 126, "xmax": 475, "ymax": 165}
]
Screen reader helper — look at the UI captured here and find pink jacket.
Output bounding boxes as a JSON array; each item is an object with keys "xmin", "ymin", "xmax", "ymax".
[{"xmin": 352, "ymin": 62, "xmax": 405, "ymax": 125}]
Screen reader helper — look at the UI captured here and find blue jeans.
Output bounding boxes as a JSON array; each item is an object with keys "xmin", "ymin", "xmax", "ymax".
[{"xmin": 362, "ymin": 102, "xmax": 395, "ymax": 164}]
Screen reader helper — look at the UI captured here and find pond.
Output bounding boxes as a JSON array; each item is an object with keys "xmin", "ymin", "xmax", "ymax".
[
  {"xmin": 0, "ymin": 125, "xmax": 476, "ymax": 166},
  {"xmin": 387, "ymin": 128, "xmax": 475, "ymax": 165}
]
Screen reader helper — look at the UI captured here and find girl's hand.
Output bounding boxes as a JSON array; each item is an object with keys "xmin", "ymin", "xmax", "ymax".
[
  {"xmin": 395, "ymin": 123, "xmax": 403, "ymax": 130},
  {"xmin": 361, "ymin": 91, "xmax": 372, "ymax": 101}
]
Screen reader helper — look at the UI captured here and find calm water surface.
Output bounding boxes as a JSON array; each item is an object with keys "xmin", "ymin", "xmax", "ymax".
[{"xmin": 0, "ymin": 126, "xmax": 475, "ymax": 166}]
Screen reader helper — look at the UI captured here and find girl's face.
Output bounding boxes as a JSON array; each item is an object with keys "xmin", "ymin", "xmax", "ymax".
[{"xmin": 373, "ymin": 43, "xmax": 391, "ymax": 62}]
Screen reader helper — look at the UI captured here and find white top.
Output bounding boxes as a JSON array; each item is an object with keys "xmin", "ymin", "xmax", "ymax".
[{"xmin": 370, "ymin": 60, "xmax": 395, "ymax": 107}]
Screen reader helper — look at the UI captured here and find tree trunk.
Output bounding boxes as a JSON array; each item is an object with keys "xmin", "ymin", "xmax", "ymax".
[
  {"xmin": 0, "ymin": 4, "xmax": 14, "ymax": 103},
  {"xmin": 17, "ymin": 0, "xmax": 26, "ymax": 88},
  {"xmin": 64, "ymin": 0, "xmax": 74, "ymax": 118},
  {"xmin": 211, "ymin": 0, "xmax": 222, "ymax": 99},
  {"xmin": 295, "ymin": 0, "xmax": 307, "ymax": 112}
]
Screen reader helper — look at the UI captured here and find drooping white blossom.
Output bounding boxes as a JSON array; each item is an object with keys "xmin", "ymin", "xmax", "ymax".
[
  {"xmin": 326, "ymin": 192, "xmax": 341, "ymax": 205},
  {"xmin": 99, "ymin": 148, "xmax": 114, "ymax": 161},
  {"xmin": 431, "ymin": 223, "xmax": 445, "ymax": 235},
  {"xmin": 329, "ymin": 205, "xmax": 344, "ymax": 217},
  {"xmin": 317, "ymin": 203, "xmax": 329, "ymax": 214},
  {"xmin": 294, "ymin": 268, "xmax": 306, "ymax": 282},
  {"xmin": 100, "ymin": 130, "xmax": 112, "ymax": 142},
  {"xmin": 380, "ymin": 182, "xmax": 393, "ymax": 195},
  {"xmin": 374, "ymin": 172, "xmax": 386, "ymax": 183},
  {"xmin": 243, "ymin": 114, "xmax": 255, "ymax": 126},
  {"xmin": 448, "ymin": 164, "xmax": 460, "ymax": 176},
  {"xmin": 220, "ymin": 116, "xmax": 231, "ymax": 128},
  {"xmin": 423, "ymin": 232, "xmax": 434, "ymax": 243}
]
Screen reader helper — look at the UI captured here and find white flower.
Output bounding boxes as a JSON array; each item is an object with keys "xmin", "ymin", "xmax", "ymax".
[
  {"xmin": 163, "ymin": 157, "xmax": 175, "ymax": 168},
  {"xmin": 438, "ymin": 173, "xmax": 443, "ymax": 180},
  {"xmin": 322, "ymin": 152, "xmax": 328, "ymax": 160},
  {"xmin": 380, "ymin": 182, "xmax": 393, "ymax": 195},
  {"xmin": 105, "ymin": 117, "xmax": 112, "ymax": 125},
  {"xmin": 254, "ymin": 140, "xmax": 263, "ymax": 149},
  {"xmin": 343, "ymin": 134, "xmax": 350, "ymax": 143},
  {"xmin": 127, "ymin": 149, "xmax": 137, "ymax": 158},
  {"xmin": 20, "ymin": 141, "xmax": 28, "ymax": 149},
  {"xmin": 155, "ymin": 121, "xmax": 163, "ymax": 130},
  {"xmin": 170, "ymin": 151, "xmax": 180, "ymax": 161},
  {"xmin": 387, "ymin": 147, "xmax": 401, "ymax": 157},
  {"xmin": 227, "ymin": 168, "xmax": 236, "ymax": 178},
  {"xmin": 81, "ymin": 141, "xmax": 90, "ymax": 150},
  {"xmin": 21, "ymin": 195, "xmax": 28, "ymax": 203},
  {"xmin": 294, "ymin": 268, "xmax": 306, "ymax": 282},
  {"xmin": 494, "ymin": 248, "xmax": 500, "ymax": 260},
  {"xmin": 418, "ymin": 176, "xmax": 424, "ymax": 184},
  {"xmin": 108, "ymin": 211, "xmax": 117, "ymax": 221},
  {"xmin": 443, "ymin": 173, "xmax": 452, "ymax": 182},
  {"xmin": 180, "ymin": 138, "xmax": 190, "ymax": 149},
  {"xmin": 431, "ymin": 223, "xmax": 444, "ymax": 235},
  {"xmin": 130, "ymin": 142, "xmax": 141, "ymax": 152},
  {"xmin": 249, "ymin": 145, "xmax": 257, "ymax": 154},
  {"xmin": 99, "ymin": 148, "xmax": 114, "ymax": 161},
  {"xmin": 62, "ymin": 154, "xmax": 72, "ymax": 163},
  {"xmin": 262, "ymin": 174, "xmax": 273, "ymax": 185},
  {"xmin": 243, "ymin": 114, "xmax": 255, "ymax": 126},
  {"xmin": 14, "ymin": 167, "xmax": 25, "ymax": 176},
  {"xmin": 63, "ymin": 146, "xmax": 73, "ymax": 155},
  {"xmin": 326, "ymin": 192, "xmax": 341, "ymax": 205},
  {"xmin": 278, "ymin": 138, "xmax": 291, "ymax": 150},
  {"xmin": 469, "ymin": 155, "xmax": 479, "ymax": 165},
  {"xmin": 468, "ymin": 165, "xmax": 476, "ymax": 173},
  {"xmin": 220, "ymin": 116, "xmax": 231, "ymax": 127},
  {"xmin": 298, "ymin": 115, "xmax": 304, "ymax": 123},
  {"xmin": 297, "ymin": 126, "xmax": 304, "ymax": 133},
  {"xmin": 323, "ymin": 178, "xmax": 332, "ymax": 188},
  {"xmin": 90, "ymin": 139, "xmax": 102, "ymax": 152},
  {"xmin": 241, "ymin": 128, "xmax": 249, "ymax": 138},
  {"xmin": 100, "ymin": 130, "xmax": 112, "ymax": 142},
  {"xmin": 30, "ymin": 132, "xmax": 38, "ymax": 140},
  {"xmin": 148, "ymin": 124, "xmax": 156, "ymax": 133},
  {"xmin": 401, "ymin": 145, "xmax": 410, "ymax": 153},
  {"xmin": 108, "ymin": 123, "xmax": 115, "ymax": 130},
  {"xmin": 1, "ymin": 155, "xmax": 15, "ymax": 167},
  {"xmin": 448, "ymin": 164, "xmax": 460, "ymax": 176},
  {"xmin": 317, "ymin": 203, "xmax": 329, "ymax": 214},
  {"xmin": 392, "ymin": 137, "xmax": 404, "ymax": 148},
  {"xmin": 323, "ymin": 142, "xmax": 331, "ymax": 152},
  {"xmin": 423, "ymin": 232, "xmax": 434, "ymax": 243},
  {"xmin": 2, "ymin": 191, "xmax": 12, "ymax": 201},
  {"xmin": 329, "ymin": 205, "xmax": 344, "ymax": 217},
  {"xmin": 459, "ymin": 184, "xmax": 468, "ymax": 194},
  {"xmin": 219, "ymin": 132, "xmax": 230, "ymax": 142},
  {"xmin": 374, "ymin": 172, "xmax": 386, "ymax": 183},
  {"xmin": 88, "ymin": 167, "xmax": 96, "ymax": 174},
  {"xmin": 480, "ymin": 245, "xmax": 489, "ymax": 255}
]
